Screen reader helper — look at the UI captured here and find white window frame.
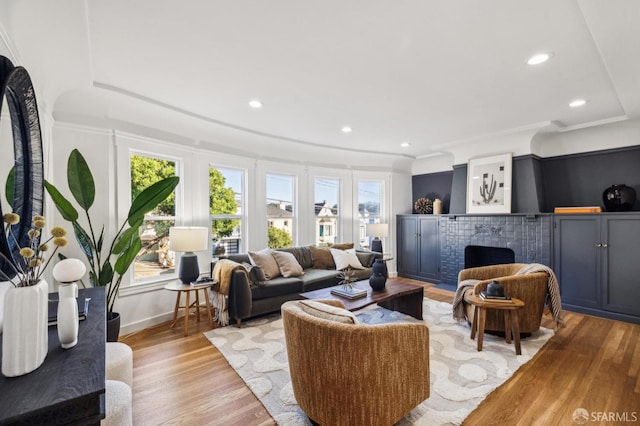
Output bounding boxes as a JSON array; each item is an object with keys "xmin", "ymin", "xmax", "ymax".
[
  {"xmin": 313, "ymin": 177, "xmax": 341, "ymax": 245},
  {"xmin": 265, "ymin": 172, "xmax": 297, "ymax": 247},
  {"xmin": 209, "ymin": 164, "xmax": 247, "ymax": 255},
  {"xmin": 115, "ymin": 132, "xmax": 187, "ymax": 294}
]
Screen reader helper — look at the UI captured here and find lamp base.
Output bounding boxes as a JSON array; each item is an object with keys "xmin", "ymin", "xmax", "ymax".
[
  {"xmin": 370, "ymin": 238, "xmax": 383, "ymax": 253},
  {"xmin": 178, "ymin": 252, "xmax": 200, "ymax": 284}
]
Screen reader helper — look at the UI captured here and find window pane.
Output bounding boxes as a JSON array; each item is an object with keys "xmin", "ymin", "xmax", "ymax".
[
  {"xmin": 267, "ymin": 174, "xmax": 294, "ymax": 248},
  {"xmin": 210, "ymin": 166, "xmax": 243, "ymax": 255},
  {"xmin": 358, "ymin": 181, "xmax": 382, "ymax": 249},
  {"xmin": 315, "ymin": 178, "xmax": 339, "ymax": 245},
  {"xmin": 131, "ymin": 155, "xmax": 177, "ymax": 280}
]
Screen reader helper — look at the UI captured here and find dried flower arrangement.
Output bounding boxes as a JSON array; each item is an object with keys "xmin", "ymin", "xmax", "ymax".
[{"xmin": 1, "ymin": 213, "xmax": 68, "ymax": 287}]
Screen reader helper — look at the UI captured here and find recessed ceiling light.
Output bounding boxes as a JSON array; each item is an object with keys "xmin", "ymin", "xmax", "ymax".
[
  {"xmin": 341, "ymin": 126, "xmax": 352, "ymax": 133},
  {"xmin": 401, "ymin": 142, "xmax": 411, "ymax": 148},
  {"xmin": 248, "ymin": 99, "xmax": 263, "ymax": 108},
  {"xmin": 569, "ymin": 99, "xmax": 587, "ymax": 108},
  {"xmin": 527, "ymin": 52, "xmax": 552, "ymax": 65}
]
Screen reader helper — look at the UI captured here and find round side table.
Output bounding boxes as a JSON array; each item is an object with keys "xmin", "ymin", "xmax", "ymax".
[
  {"xmin": 467, "ymin": 294, "xmax": 525, "ymax": 355},
  {"xmin": 164, "ymin": 281, "xmax": 217, "ymax": 336}
]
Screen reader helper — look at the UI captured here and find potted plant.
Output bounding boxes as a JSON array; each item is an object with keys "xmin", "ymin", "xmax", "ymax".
[{"xmin": 45, "ymin": 149, "xmax": 179, "ymax": 341}]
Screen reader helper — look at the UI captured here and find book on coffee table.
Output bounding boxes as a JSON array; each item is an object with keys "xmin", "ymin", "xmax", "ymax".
[
  {"xmin": 479, "ymin": 291, "xmax": 512, "ymax": 302},
  {"xmin": 330, "ymin": 286, "xmax": 368, "ymax": 300}
]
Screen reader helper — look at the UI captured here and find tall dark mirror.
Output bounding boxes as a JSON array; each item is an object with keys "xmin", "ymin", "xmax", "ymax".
[{"xmin": 0, "ymin": 56, "xmax": 44, "ymax": 280}]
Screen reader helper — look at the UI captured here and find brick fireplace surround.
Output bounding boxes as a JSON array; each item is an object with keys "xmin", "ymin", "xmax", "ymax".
[{"xmin": 438, "ymin": 214, "xmax": 553, "ymax": 287}]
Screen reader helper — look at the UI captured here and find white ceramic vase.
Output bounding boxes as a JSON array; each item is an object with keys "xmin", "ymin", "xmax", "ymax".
[
  {"xmin": 57, "ymin": 282, "xmax": 79, "ymax": 349},
  {"xmin": 1, "ymin": 279, "xmax": 49, "ymax": 377}
]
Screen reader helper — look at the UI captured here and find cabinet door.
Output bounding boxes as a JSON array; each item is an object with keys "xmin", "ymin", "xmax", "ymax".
[
  {"xmin": 418, "ymin": 217, "xmax": 440, "ymax": 281},
  {"xmin": 602, "ymin": 216, "xmax": 640, "ymax": 316},
  {"xmin": 554, "ymin": 216, "xmax": 600, "ymax": 309},
  {"xmin": 397, "ymin": 217, "xmax": 418, "ymax": 276}
]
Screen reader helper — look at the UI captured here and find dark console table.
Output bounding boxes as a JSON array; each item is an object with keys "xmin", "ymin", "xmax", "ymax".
[{"xmin": 0, "ymin": 287, "xmax": 106, "ymax": 425}]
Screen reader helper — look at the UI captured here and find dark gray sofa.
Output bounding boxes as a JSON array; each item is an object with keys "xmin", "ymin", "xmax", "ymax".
[{"xmin": 212, "ymin": 246, "xmax": 381, "ymax": 326}]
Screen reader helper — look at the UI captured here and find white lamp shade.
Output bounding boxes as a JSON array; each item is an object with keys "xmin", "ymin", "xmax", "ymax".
[
  {"xmin": 366, "ymin": 223, "xmax": 389, "ymax": 238},
  {"xmin": 169, "ymin": 227, "xmax": 209, "ymax": 252},
  {"xmin": 52, "ymin": 258, "xmax": 87, "ymax": 283}
]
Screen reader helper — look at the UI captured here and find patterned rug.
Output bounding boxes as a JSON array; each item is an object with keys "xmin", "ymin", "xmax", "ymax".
[{"xmin": 204, "ymin": 298, "xmax": 553, "ymax": 425}]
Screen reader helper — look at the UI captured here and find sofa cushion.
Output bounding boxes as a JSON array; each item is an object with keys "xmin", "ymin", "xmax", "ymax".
[
  {"xmin": 298, "ymin": 300, "xmax": 359, "ymax": 324},
  {"xmin": 276, "ymin": 246, "xmax": 313, "ymax": 269},
  {"xmin": 299, "ymin": 269, "xmax": 341, "ymax": 291},
  {"xmin": 272, "ymin": 251, "xmax": 304, "ymax": 278},
  {"xmin": 330, "ymin": 248, "xmax": 365, "ymax": 270},
  {"xmin": 309, "ymin": 246, "xmax": 336, "ymax": 269},
  {"xmin": 356, "ymin": 250, "xmax": 379, "ymax": 268},
  {"xmin": 241, "ymin": 262, "xmax": 266, "ymax": 285},
  {"xmin": 248, "ymin": 249, "xmax": 281, "ymax": 280},
  {"xmin": 329, "ymin": 242, "xmax": 354, "ymax": 250},
  {"xmin": 251, "ymin": 277, "xmax": 303, "ymax": 300}
]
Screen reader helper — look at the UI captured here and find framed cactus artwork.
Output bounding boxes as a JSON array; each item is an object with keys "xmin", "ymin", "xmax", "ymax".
[{"xmin": 466, "ymin": 153, "xmax": 512, "ymax": 214}]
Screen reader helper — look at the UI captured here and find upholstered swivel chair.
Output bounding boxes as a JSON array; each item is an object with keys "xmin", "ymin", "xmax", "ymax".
[
  {"xmin": 281, "ymin": 299, "xmax": 430, "ymax": 426},
  {"xmin": 459, "ymin": 263, "xmax": 549, "ymax": 334}
]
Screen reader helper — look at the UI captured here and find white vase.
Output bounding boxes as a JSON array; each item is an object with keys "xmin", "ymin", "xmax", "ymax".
[
  {"xmin": 1, "ymin": 279, "xmax": 49, "ymax": 377},
  {"xmin": 57, "ymin": 282, "xmax": 79, "ymax": 349}
]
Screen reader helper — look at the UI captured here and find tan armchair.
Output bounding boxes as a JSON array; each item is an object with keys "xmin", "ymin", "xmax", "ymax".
[
  {"xmin": 459, "ymin": 263, "xmax": 549, "ymax": 334},
  {"xmin": 281, "ymin": 299, "xmax": 430, "ymax": 426}
]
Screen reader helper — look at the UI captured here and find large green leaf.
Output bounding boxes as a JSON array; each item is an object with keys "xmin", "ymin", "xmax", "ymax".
[
  {"xmin": 67, "ymin": 149, "xmax": 95, "ymax": 211},
  {"xmin": 73, "ymin": 221, "xmax": 94, "ymax": 260},
  {"xmin": 98, "ymin": 261, "xmax": 114, "ymax": 287},
  {"xmin": 114, "ymin": 236, "xmax": 141, "ymax": 275},
  {"xmin": 127, "ymin": 176, "xmax": 179, "ymax": 226},
  {"xmin": 5, "ymin": 166, "xmax": 14, "ymax": 209},
  {"xmin": 44, "ymin": 181, "xmax": 79, "ymax": 222},
  {"xmin": 113, "ymin": 226, "xmax": 139, "ymax": 255}
]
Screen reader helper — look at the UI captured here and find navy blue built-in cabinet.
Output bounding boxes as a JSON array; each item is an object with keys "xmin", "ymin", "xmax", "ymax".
[
  {"xmin": 553, "ymin": 213, "xmax": 640, "ymax": 324},
  {"xmin": 397, "ymin": 215, "xmax": 440, "ymax": 283}
]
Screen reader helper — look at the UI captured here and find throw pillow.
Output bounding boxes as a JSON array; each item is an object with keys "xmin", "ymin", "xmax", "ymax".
[
  {"xmin": 241, "ymin": 262, "xmax": 266, "ymax": 285},
  {"xmin": 248, "ymin": 249, "xmax": 281, "ymax": 280},
  {"xmin": 329, "ymin": 248, "xmax": 364, "ymax": 270},
  {"xmin": 271, "ymin": 250, "xmax": 304, "ymax": 278},
  {"xmin": 298, "ymin": 300, "xmax": 359, "ymax": 324},
  {"xmin": 309, "ymin": 245, "xmax": 336, "ymax": 269},
  {"xmin": 329, "ymin": 242, "xmax": 355, "ymax": 250}
]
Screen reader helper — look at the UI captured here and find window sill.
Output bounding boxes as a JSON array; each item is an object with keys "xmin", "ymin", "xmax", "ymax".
[{"xmin": 118, "ymin": 277, "xmax": 178, "ymax": 297}]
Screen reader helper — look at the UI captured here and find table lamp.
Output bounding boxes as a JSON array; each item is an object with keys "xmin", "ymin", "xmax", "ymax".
[
  {"xmin": 169, "ymin": 226, "xmax": 209, "ymax": 284},
  {"xmin": 366, "ymin": 223, "xmax": 389, "ymax": 253}
]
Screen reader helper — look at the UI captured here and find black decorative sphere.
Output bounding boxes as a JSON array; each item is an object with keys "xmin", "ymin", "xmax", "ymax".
[{"xmin": 602, "ymin": 184, "xmax": 636, "ymax": 212}]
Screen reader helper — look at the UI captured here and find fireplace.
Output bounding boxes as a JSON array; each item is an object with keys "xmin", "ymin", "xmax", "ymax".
[
  {"xmin": 464, "ymin": 245, "xmax": 515, "ymax": 268},
  {"xmin": 438, "ymin": 214, "xmax": 552, "ymax": 286}
]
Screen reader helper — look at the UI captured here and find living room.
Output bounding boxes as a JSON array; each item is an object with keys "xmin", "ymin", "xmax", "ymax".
[{"xmin": 1, "ymin": 1, "xmax": 639, "ymax": 425}]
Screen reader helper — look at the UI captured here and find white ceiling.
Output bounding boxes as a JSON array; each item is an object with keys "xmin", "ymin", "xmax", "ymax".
[{"xmin": 2, "ymin": 0, "xmax": 640, "ymax": 164}]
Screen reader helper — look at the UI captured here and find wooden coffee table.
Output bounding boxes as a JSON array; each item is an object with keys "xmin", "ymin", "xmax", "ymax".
[{"xmin": 299, "ymin": 278, "xmax": 424, "ymax": 319}]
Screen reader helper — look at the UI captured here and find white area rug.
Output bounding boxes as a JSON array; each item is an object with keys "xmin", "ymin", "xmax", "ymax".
[{"xmin": 204, "ymin": 298, "xmax": 553, "ymax": 425}]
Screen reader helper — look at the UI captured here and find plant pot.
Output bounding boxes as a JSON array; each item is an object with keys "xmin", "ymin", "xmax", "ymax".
[
  {"xmin": 2, "ymin": 279, "xmax": 49, "ymax": 377},
  {"xmin": 106, "ymin": 312, "xmax": 121, "ymax": 342}
]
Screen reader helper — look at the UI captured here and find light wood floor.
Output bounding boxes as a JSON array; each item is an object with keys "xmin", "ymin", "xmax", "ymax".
[{"xmin": 120, "ymin": 278, "xmax": 640, "ymax": 425}]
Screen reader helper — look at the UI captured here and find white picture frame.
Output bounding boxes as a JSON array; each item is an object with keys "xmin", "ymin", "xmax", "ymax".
[{"xmin": 466, "ymin": 153, "xmax": 512, "ymax": 214}]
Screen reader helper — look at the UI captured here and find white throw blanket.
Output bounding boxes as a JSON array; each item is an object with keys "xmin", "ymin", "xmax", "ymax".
[{"xmin": 515, "ymin": 263, "xmax": 565, "ymax": 330}]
